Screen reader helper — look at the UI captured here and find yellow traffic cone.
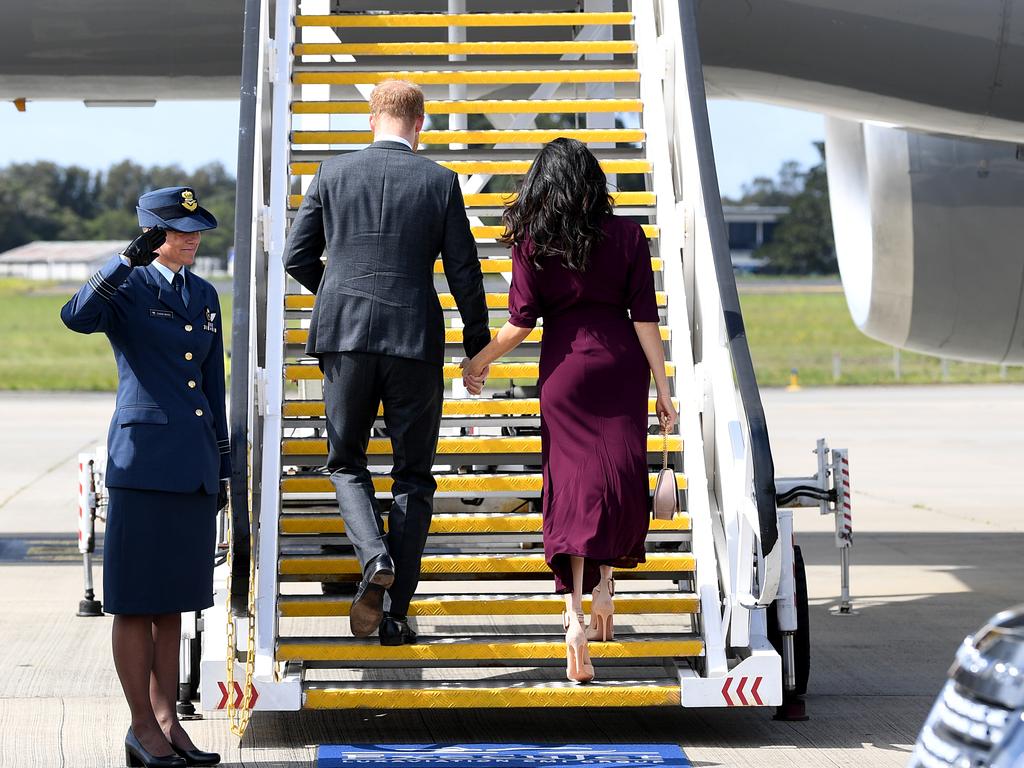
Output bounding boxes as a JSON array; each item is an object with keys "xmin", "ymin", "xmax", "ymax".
[{"xmin": 786, "ymin": 368, "xmax": 802, "ymax": 392}]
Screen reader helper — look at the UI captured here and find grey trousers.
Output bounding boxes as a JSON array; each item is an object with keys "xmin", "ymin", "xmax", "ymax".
[{"xmin": 320, "ymin": 351, "xmax": 443, "ymax": 617}]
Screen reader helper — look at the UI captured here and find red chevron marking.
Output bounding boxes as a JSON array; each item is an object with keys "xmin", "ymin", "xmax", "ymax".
[
  {"xmin": 232, "ymin": 681, "xmax": 259, "ymax": 709},
  {"xmin": 751, "ymin": 676, "xmax": 763, "ymax": 705},
  {"xmin": 736, "ymin": 676, "xmax": 749, "ymax": 705},
  {"xmin": 721, "ymin": 677, "xmax": 734, "ymax": 706}
]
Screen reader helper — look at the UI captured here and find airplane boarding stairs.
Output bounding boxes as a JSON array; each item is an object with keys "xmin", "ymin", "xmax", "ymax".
[{"xmin": 199, "ymin": 0, "xmax": 814, "ymax": 717}]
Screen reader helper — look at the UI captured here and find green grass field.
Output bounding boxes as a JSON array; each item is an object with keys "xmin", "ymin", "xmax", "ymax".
[
  {"xmin": 0, "ymin": 278, "xmax": 232, "ymax": 391},
  {"xmin": 0, "ymin": 277, "xmax": 1017, "ymax": 391},
  {"xmin": 738, "ymin": 289, "xmax": 1024, "ymax": 387}
]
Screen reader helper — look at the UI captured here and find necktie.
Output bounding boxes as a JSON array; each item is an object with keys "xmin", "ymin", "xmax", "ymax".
[{"xmin": 172, "ymin": 272, "xmax": 187, "ymax": 307}]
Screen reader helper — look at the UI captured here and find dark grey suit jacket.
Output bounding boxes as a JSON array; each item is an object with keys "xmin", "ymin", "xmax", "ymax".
[{"xmin": 283, "ymin": 140, "xmax": 491, "ymax": 365}]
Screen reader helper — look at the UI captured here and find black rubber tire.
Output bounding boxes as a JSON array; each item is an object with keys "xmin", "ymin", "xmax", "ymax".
[{"xmin": 767, "ymin": 544, "xmax": 811, "ymax": 696}]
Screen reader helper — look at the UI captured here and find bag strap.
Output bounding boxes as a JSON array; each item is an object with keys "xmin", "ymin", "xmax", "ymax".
[{"xmin": 661, "ymin": 423, "xmax": 668, "ymax": 471}]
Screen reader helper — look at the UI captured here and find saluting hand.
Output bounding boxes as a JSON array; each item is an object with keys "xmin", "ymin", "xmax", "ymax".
[{"xmin": 123, "ymin": 228, "xmax": 167, "ymax": 267}]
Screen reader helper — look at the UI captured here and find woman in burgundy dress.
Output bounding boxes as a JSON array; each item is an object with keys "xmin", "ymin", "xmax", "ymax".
[{"xmin": 463, "ymin": 139, "xmax": 677, "ymax": 683}]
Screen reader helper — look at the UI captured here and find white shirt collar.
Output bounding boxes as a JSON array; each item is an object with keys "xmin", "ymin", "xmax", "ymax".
[
  {"xmin": 373, "ymin": 134, "xmax": 413, "ymax": 150},
  {"xmin": 151, "ymin": 260, "xmax": 184, "ymax": 286}
]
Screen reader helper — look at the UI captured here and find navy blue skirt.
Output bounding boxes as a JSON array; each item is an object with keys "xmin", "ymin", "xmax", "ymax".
[{"xmin": 103, "ymin": 487, "xmax": 218, "ymax": 615}]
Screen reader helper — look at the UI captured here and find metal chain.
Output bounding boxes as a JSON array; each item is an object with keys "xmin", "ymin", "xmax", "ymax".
[{"xmin": 224, "ymin": 489, "xmax": 257, "ymax": 738}]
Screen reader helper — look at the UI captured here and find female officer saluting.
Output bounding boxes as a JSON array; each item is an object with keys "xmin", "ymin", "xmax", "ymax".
[{"xmin": 61, "ymin": 186, "xmax": 227, "ymax": 768}]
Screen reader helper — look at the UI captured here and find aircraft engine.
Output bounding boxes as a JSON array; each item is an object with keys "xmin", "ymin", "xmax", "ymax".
[{"xmin": 825, "ymin": 118, "xmax": 1024, "ymax": 364}]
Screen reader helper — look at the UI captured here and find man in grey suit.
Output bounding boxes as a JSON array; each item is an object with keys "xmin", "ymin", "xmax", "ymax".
[{"xmin": 284, "ymin": 80, "xmax": 490, "ymax": 645}]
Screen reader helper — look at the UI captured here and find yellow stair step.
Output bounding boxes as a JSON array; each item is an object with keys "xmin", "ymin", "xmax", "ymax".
[
  {"xmin": 445, "ymin": 159, "xmax": 650, "ymax": 175},
  {"xmin": 280, "ymin": 511, "xmax": 690, "ymax": 536},
  {"xmin": 306, "ymin": 256, "xmax": 662, "ymax": 275},
  {"xmin": 288, "ymin": 195, "xmax": 657, "ymax": 215},
  {"xmin": 290, "ymin": 159, "xmax": 651, "ymax": 176},
  {"xmin": 277, "ymin": 634, "xmax": 703, "ymax": 663},
  {"xmin": 284, "ymin": 325, "xmax": 670, "ymax": 346},
  {"xmin": 278, "ymin": 552, "xmax": 695, "ymax": 577},
  {"xmin": 294, "ymin": 12, "xmax": 634, "ymax": 29},
  {"xmin": 303, "ymin": 680, "xmax": 679, "ymax": 709},
  {"xmin": 461, "ymin": 191, "xmax": 654, "ymax": 207},
  {"xmin": 290, "ymin": 98, "xmax": 642, "ymax": 116},
  {"xmin": 293, "ymin": 70, "xmax": 641, "ymax": 86},
  {"xmin": 470, "ymin": 225, "xmax": 658, "ymax": 239},
  {"xmin": 281, "ymin": 434, "xmax": 682, "ymax": 459},
  {"xmin": 290, "ymin": 128, "xmax": 644, "ymax": 145},
  {"xmin": 280, "ymin": 472, "xmax": 687, "ymax": 496},
  {"xmin": 279, "ymin": 591, "xmax": 698, "ymax": 617},
  {"xmin": 287, "ymin": 194, "xmax": 654, "ymax": 211},
  {"xmin": 284, "ymin": 361, "xmax": 675, "ymax": 381},
  {"xmin": 294, "ymin": 41, "xmax": 636, "ymax": 57},
  {"xmin": 281, "ymin": 396, "xmax": 677, "ymax": 419},
  {"xmin": 284, "ymin": 291, "xmax": 667, "ymax": 310}
]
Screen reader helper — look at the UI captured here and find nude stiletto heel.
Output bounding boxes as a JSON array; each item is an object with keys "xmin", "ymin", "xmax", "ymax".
[
  {"xmin": 563, "ymin": 610, "xmax": 595, "ymax": 684},
  {"xmin": 586, "ymin": 576, "xmax": 615, "ymax": 642}
]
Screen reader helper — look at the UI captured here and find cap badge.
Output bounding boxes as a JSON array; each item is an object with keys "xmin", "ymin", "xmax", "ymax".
[{"xmin": 181, "ymin": 189, "xmax": 198, "ymax": 212}]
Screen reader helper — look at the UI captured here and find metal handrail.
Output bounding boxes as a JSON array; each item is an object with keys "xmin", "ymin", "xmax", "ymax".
[
  {"xmin": 676, "ymin": 0, "xmax": 779, "ymax": 567},
  {"xmin": 227, "ymin": 0, "xmax": 263, "ymax": 613}
]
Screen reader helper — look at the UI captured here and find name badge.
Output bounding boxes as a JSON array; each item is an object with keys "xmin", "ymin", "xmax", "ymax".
[
  {"xmin": 149, "ymin": 308, "xmax": 174, "ymax": 319},
  {"xmin": 203, "ymin": 306, "xmax": 218, "ymax": 333}
]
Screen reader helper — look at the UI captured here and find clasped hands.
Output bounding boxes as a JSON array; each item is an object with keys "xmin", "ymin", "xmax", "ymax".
[{"xmin": 460, "ymin": 357, "xmax": 489, "ymax": 396}]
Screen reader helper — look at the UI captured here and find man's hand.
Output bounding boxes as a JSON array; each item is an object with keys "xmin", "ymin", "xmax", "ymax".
[
  {"xmin": 122, "ymin": 228, "xmax": 166, "ymax": 267},
  {"xmin": 460, "ymin": 357, "xmax": 489, "ymax": 396},
  {"xmin": 217, "ymin": 480, "xmax": 230, "ymax": 512}
]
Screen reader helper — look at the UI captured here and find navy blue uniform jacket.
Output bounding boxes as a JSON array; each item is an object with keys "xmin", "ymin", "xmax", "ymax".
[{"xmin": 61, "ymin": 256, "xmax": 230, "ymax": 494}]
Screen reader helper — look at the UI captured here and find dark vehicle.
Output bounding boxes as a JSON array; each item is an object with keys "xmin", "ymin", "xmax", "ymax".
[{"xmin": 910, "ymin": 606, "xmax": 1024, "ymax": 767}]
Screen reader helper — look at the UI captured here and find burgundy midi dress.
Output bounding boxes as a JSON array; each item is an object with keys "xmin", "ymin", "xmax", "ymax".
[{"xmin": 507, "ymin": 214, "xmax": 660, "ymax": 594}]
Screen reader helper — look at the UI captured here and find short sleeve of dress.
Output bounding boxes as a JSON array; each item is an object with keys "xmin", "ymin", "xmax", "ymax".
[
  {"xmin": 508, "ymin": 241, "xmax": 542, "ymax": 328},
  {"xmin": 626, "ymin": 226, "xmax": 659, "ymax": 322}
]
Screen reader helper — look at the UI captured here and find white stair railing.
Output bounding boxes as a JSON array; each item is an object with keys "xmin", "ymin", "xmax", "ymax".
[
  {"xmin": 649, "ymin": 0, "xmax": 784, "ymax": 650},
  {"xmin": 635, "ymin": 1, "xmax": 727, "ymax": 678},
  {"xmin": 253, "ymin": 0, "xmax": 296, "ymax": 680}
]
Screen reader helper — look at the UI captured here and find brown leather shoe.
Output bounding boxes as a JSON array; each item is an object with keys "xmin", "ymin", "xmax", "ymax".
[{"xmin": 349, "ymin": 554, "xmax": 394, "ymax": 638}]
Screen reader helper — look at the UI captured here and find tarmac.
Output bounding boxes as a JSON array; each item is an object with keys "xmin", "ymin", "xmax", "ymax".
[{"xmin": 1, "ymin": 385, "xmax": 1022, "ymax": 767}]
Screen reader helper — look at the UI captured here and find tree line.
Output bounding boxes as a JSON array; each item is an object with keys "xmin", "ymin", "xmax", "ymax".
[
  {"xmin": 724, "ymin": 142, "xmax": 837, "ymax": 274},
  {"xmin": 0, "ymin": 144, "xmax": 836, "ymax": 275},
  {"xmin": 0, "ymin": 160, "xmax": 236, "ymax": 258}
]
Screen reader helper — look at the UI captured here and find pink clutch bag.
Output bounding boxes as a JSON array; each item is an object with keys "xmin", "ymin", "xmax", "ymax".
[{"xmin": 652, "ymin": 426, "xmax": 679, "ymax": 521}]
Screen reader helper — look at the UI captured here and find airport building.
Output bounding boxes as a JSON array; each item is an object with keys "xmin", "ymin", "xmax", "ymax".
[
  {"xmin": 723, "ymin": 205, "xmax": 788, "ymax": 271},
  {"xmin": 0, "ymin": 240, "xmax": 122, "ymax": 281},
  {"xmin": 0, "ymin": 240, "xmax": 226, "ymax": 280}
]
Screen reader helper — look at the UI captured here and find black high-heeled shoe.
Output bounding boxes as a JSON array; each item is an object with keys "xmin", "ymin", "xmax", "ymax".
[
  {"xmin": 170, "ymin": 743, "xmax": 221, "ymax": 766},
  {"xmin": 124, "ymin": 727, "xmax": 186, "ymax": 768}
]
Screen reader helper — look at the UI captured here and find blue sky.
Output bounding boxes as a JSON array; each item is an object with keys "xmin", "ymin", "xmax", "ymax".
[{"xmin": 0, "ymin": 99, "xmax": 823, "ymax": 199}]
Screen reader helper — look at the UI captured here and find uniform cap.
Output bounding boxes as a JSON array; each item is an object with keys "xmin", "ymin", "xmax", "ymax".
[{"xmin": 136, "ymin": 186, "xmax": 218, "ymax": 232}]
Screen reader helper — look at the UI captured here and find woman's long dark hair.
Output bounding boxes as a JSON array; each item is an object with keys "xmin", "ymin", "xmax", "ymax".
[{"xmin": 500, "ymin": 138, "xmax": 612, "ymax": 271}]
